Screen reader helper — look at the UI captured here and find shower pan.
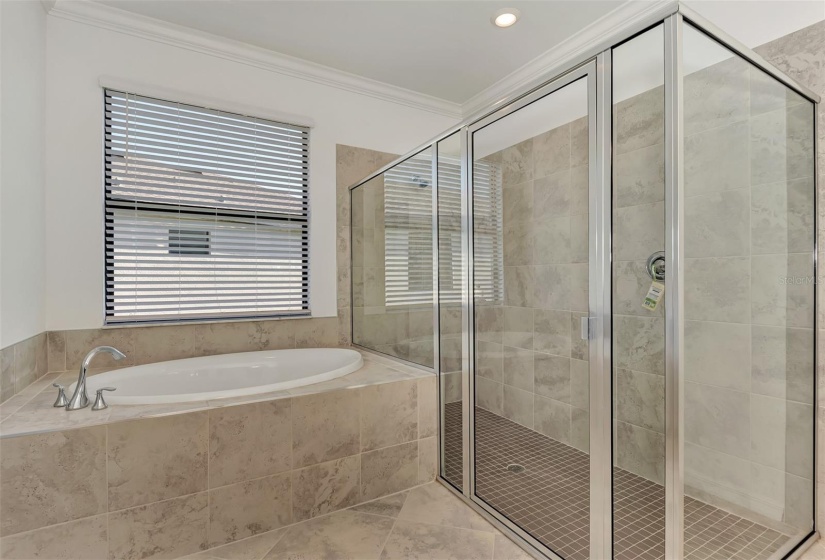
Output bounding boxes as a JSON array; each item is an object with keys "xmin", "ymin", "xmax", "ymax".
[{"xmin": 349, "ymin": 3, "xmax": 819, "ymax": 559}]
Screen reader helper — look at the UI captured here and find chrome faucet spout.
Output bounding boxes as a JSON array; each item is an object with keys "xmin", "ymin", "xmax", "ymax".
[{"xmin": 66, "ymin": 346, "xmax": 126, "ymax": 411}]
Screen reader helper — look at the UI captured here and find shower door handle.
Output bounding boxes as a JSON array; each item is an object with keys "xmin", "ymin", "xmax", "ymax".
[{"xmin": 580, "ymin": 317, "xmax": 594, "ymax": 340}]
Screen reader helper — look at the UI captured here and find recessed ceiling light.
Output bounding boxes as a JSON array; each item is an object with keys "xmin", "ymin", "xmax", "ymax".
[{"xmin": 492, "ymin": 8, "xmax": 520, "ymax": 28}]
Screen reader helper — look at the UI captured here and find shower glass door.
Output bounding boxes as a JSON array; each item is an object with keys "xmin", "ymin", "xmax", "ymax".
[
  {"xmin": 680, "ymin": 21, "xmax": 816, "ymax": 558},
  {"xmin": 611, "ymin": 24, "xmax": 667, "ymax": 560},
  {"xmin": 468, "ymin": 65, "xmax": 597, "ymax": 559}
]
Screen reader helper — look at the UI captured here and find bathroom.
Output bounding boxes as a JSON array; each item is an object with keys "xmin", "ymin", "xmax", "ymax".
[{"xmin": 0, "ymin": 0, "xmax": 823, "ymax": 559}]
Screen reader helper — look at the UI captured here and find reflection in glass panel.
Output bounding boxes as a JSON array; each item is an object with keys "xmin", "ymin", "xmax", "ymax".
[
  {"xmin": 611, "ymin": 24, "xmax": 666, "ymax": 560},
  {"xmin": 437, "ymin": 132, "xmax": 465, "ymax": 489},
  {"xmin": 472, "ymin": 76, "xmax": 590, "ymax": 558},
  {"xmin": 351, "ymin": 148, "xmax": 435, "ymax": 368},
  {"xmin": 682, "ymin": 22, "xmax": 815, "ymax": 557}
]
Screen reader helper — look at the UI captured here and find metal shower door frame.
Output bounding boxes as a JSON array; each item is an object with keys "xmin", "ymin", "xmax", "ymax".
[
  {"xmin": 452, "ymin": 7, "xmax": 820, "ymax": 559},
  {"xmin": 346, "ymin": 4, "xmax": 820, "ymax": 557},
  {"xmin": 462, "ymin": 59, "xmax": 610, "ymax": 560}
]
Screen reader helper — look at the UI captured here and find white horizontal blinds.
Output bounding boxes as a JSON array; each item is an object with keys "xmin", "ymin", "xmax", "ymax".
[
  {"xmin": 466, "ymin": 159, "xmax": 503, "ymax": 305},
  {"xmin": 388, "ymin": 152, "xmax": 502, "ymax": 308},
  {"xmin": 383, "ymin": 153, "xmax": 434, "ymax": 306},
  {"xmin": 437, "ymin": 155, "xmax": 464, "ymax": 304},
  {"xmin": 104, "ymin": 89, "xmax": 310, "ymax": 323}
]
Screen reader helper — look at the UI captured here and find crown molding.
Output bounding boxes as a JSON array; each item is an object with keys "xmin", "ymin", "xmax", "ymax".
[
  {"xmin": 39, "ymin": 1, "xmax": 57, "ymax": 14},
  {"xmin": 46, "ymin": 0, "xmax": 463, "ymax": 120},
  {"xmin": 461, "ymin": 0, "xmax": 673, "ymax": 118}
]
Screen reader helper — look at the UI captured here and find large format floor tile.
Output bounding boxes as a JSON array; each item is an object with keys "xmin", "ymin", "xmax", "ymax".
[
  {"xmin": 396, "ymin": 482, "xmax": 495, "ymax": 533},
  {"xmin": 185, "ymin": 530, "xmax": 287, "ymax": 560},
  {"xmin": 379, "ymin": 519, "xmax": 495, "ymax": 560},
  {"xmin": 264, "ymin": 510, "xmax": 395, "ymax": 559},
  {"xmin": 177, "ymin": 482, "xmax": 532, "ymax": 560}
]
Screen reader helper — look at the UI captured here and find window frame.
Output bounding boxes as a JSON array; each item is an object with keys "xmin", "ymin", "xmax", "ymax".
[{"xmin": 102, "ymin": 88, "xmax": 311, "ymax": 325}]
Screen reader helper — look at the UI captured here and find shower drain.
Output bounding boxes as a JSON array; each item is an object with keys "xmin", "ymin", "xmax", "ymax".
[{"xmin": 506, "ymin": 464, "xmax": 525, "ymax": 473}]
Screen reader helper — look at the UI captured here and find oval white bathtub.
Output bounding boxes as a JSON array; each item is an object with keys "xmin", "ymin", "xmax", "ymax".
[{"xmin": 71, "ymin": 348, "xmax": 363, "ymax": 405}]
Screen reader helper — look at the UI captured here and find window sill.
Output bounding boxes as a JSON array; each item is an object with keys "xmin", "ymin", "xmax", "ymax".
[{"xmin": 101, "ymin": 312, "xmax": 315, "ymax": 330}]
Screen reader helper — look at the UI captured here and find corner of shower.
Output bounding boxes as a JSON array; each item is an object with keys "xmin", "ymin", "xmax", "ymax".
[{"xmin": 347, "ymin": 4, "xmax": 820, "ymax": 558}]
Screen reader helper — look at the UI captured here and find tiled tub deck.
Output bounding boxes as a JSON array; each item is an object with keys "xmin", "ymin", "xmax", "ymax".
[{"xmin": 0, "ymin": 350, "xmax": 439, "ymax": 560}]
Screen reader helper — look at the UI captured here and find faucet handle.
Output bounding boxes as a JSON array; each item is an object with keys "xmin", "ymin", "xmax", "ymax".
[
  {"xmin": 92, "ymin": 387, "xmax": 116, "ymax": 411},
  {"xmin": 52, "ymin": 383, "xmax": 69, "ymax": 408}
]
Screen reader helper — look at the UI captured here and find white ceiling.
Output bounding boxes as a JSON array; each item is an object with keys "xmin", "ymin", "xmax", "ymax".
[
  {"xmin": 91, "ymin": 0, "xmax": 824, "ymax": 105},
  {"xmin": 91, "ymin": 0, "xmax": 622, "ymax": 103}
]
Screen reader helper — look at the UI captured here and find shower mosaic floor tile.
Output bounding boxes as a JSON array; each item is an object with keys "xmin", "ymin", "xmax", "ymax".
[{"xmin": 443, "ymin": 402, "xmax": 793, "ymax": 560}]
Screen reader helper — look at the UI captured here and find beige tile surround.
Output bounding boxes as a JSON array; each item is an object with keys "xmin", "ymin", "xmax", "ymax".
[
  {"xmin": 48, "ymin": 316, "xmax": 340, "ymax": 373},
  {"xmin": 0, "ymin": 317, "xmax": 342, "ymax": 412},
  {"xmin": 676, "ymin": 26, "xmax": 818, "ymax": 529},
  {"xmin": 0, "ymin": 348, "xmax": 429, "ymax": 438},
  {"xmin": 0, "ymin": 358, "xmax": 437, "ymax": 559},
  {"xmin": 754, "ymin": 20, "xmax": 825, "ymax": 536},
  {"xmin": 336, "ymin": 144, "xmax": 400, "ymax": 347},
  {"xmin": 0, "ymin": 333, "xmax": 47, "ymax": 404}
]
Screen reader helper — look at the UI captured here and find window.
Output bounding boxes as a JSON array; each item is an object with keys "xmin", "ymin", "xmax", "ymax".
[
  {"xmin": 438, "ymin": 156, "xmax": 503, "ymax": 305},
  {"xmin": 104, "ymin": 89, "xmax": 310, "ymax": 323},
  {"xmin": 383, "ymin": 154, "xmax": 434, "ymax": 307},
  {"xmin": 382, "ymin": 153, "xmax": 502, "ymax": 307}
]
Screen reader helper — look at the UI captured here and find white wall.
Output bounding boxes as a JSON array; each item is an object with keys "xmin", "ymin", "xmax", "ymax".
[
  {"xmin": 0, "ymin": 0, "xmax": 47, "ymax": 348},
  {"xmin": 44, "ymin": 14, "xmax": 457, "ymax": 331}
]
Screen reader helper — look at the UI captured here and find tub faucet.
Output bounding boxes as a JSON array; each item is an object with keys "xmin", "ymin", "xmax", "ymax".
[{"xmin": 66, "ymin": 346, "xmax": 126, "ymax": 411}]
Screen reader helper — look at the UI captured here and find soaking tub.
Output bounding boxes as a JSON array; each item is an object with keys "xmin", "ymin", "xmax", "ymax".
[{"xmin": 70, "ymin": 348, "xmax": 363, "ymax": 405}]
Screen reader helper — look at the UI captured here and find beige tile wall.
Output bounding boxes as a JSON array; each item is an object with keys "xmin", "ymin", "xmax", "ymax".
[
  {"xmin": 0, "ymin": 333, "xmax": 47, "ymax": 404},
  {"xmin": 0, "ymin": 376, "xmax": 437, "ymax": 559},
  {"xmin": 679, "ymin": 39, "xmax": 816, "ymax": 529},
  {"xmin": 611, "ymin": 84, "xmax": 667, "ymax": 487},
  {"xmin": 45, "ymin": 317, "xmax": 339, "ymax": 374},
  {"xmin": 607, "ymin": 35, "xmax": 819, "ymax": 530},
  {"xmin": 753, "ymin": 22, "xmax": 825, "ymax": 532},
  {"xmin": 336, "ymin": 144, "xmax": 400, "ymax": 347},
  {"xmin": 474, "ymin": 115, "xmax": 591, "ymax": 454}
]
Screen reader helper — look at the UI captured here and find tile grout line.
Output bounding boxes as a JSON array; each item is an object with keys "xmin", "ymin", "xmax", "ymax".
[
  {"xmin": 376, "ymin": 508, "xmax": 401, "ymax": 558},
  {"xmin": 105, "ymin": 424, "xmax": 110, "ymax": 558},
  {"xmin": 255, "ymin": 527, "xmax": 289, "ymax": 560}
]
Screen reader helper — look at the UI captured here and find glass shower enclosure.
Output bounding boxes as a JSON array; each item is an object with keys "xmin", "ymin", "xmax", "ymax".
[{"xmin": 349, "ymin": 4, "xmax": 819, "ymax": 559}]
